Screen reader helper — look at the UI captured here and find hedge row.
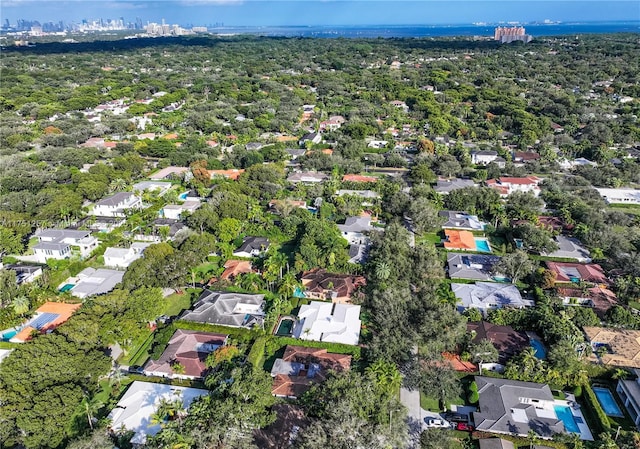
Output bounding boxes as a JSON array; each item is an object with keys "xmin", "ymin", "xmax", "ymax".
[
  {"xmin": 582, "ymin": 384, "xmax": 611, "ymax": 433},
  {"xmin": 173, "ymin": 320, "xmax": 256, "ymax": 342},
  {"xmin": 267, "ymin": 335, "xmax": 361, "ymax": 359},
  {"xmin": 247, "ymin": 336, "xmax": 267, "ymax": 370}
]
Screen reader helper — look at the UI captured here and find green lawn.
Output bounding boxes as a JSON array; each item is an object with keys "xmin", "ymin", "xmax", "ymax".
[
  {"xmin": 609, "ymin": 204, "xmax": 640, "ymax": 216},
  {"xmin": 417, "ymin": 232, "xmax": 442, "ymax": 245},
  {"xmin": 420, "ymin": 392, "xmax": 440, "ymax": 411},
  {"xmin": 163, "ymin": 292, "xmax": 193, "ymax": 317}
]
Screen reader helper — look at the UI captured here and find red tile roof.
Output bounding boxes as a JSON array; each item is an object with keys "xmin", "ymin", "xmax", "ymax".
[
  {"xmin": 546, "ymin": 261, "xmax": 608, "ymax": 284},
  {"xmin": 271, "ymin": 346, "xmax": 352, "ymax": 398},
  {"xmin": 444, "ymin": 229, "xmax": 476, "ymax": 250},
  {"xmin": 301, "ymin": 269, "xmax": 366, "ymax": 303},
  {"xmin": 220, "ymin": 260, "xmax": 254, "ymax": 281},
  {"xmin": 342, "ymin": 174, "xmax": 378, "ymax": 183}
]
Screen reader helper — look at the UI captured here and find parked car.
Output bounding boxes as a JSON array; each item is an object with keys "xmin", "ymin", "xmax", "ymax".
[
  {"xmin": 455, "ymin": 422, "xmax": 474, "ymax": 432},
  {"xmin": 444, "ymin": 412, "xmax": 468, "ymax": 423},
  {"xmin": 424, "ymin": 418, "xmax": 450, "ymax": 428}
]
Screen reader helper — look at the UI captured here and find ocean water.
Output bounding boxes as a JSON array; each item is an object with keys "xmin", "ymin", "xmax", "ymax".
[{"xmin": 211, "ymin": 21, "xmax": 639, "ymax": 38}]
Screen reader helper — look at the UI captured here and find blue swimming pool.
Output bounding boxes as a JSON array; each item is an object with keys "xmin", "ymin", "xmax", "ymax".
[
  {"xmin": 293, "ymin": 286, "xmax": 306, "ymax": 298},
  {"xmin": 593, "ymin": 387, "xmax": 623, "ymax": 417},
  {"xmin": 1, "ymin": 329, "xmax": 18, "ymax": 341},
  {"xmin": 554, "ymin": 405, "xmax": 580, "ymax": 433},
  {"xmin": 59, "ymin": 283, "xmax": 75, "ymax": 292},
  {"xmin": 530, "ymin": 339, "xmax": 547, "ymax": 359},
  {"xmin": 179, "ymin": 192, "xmax": 189, "ymax": 200},
  {"xmin": 474, "ymin": 238, "xmax": 491, "ymax": 252}
]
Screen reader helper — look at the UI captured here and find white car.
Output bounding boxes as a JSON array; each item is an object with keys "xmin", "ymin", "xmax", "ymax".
[{"xmin": 424, "ymin": 418, "xmax": 450, "ymax": 428}]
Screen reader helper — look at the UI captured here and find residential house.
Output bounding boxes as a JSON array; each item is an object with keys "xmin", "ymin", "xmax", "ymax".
[
  {"xmin": 299, "ymin": 133, "xmax": 321, "ymax": 147},
  {"xmin": 219, "ymin": 259, "xmax": 254, "ymax": 281},
  {"xmin": 342, "ymin": 174, "xmax": 377, "ymax": 183},
  {"xmin": 545, "ymin": 262, "xmax": 607, "ymax": 285},
  {"xmin": 473, "ymin": 376, "xmax": 569, "ymax": 439},
  {"xmin": 595, "ymin": 188, "xmax": 640, "ymax": 205},
  {"xmin": 107, "ymin": 381, "xmax": 207, "ymax": 446},
  {"xmin": 478, "ymin": 438, "xmax": 516, "ymax": 449},
  {"xmin": 270, "ymin": 345, "xmax": 352, "ymax": 398},
  {"xmin": 486, "ymin": 177, "xmax": 542, "ymax": 197},
  {"xmin": 0, "ymin": 349, "xmax": 13, "ymax": 365},
  {"xmin": 472, "ymin": 150, "xmax": 500, "ymax": 165},
  {"xmin": 208, "ymin": 169, "xmax": 245, "ymax": 181},
  {"xmin": 161, "ymin": 200, "xmax": 201, "ymax": 220},
  {"xmin": 149, "ymin": 166, "xmax": 190, "ymax": 180},
  {"xmin": 434, "ymin": 178, "xmax": 476, "ymax": 194},
  {"xmin": 4, "ymin": 264, "xmax": 43, "ymax": 285},
  {"xmin": 245, "ymin": 142, "xmax": 263, "ymax": 151},
  {"xmin": 181, "ymin": 291, "xmax": 265, "ymax": 329},
  {"xmin": 617, "ymin": 368, "xmax": 640, "ymax": 429},
  {"xmin": 143, "ymin": 330, "xmax": 228, "ymax": 379},
  {"xmin": 513, "ymin": 152, "xmax": 541, "ymax": 165},
  {"xmin": 440, "ymin": 211, "xmax": 487, "ymax": 231},
  {"xmin": 294, "ymin": 301, "xmax": 361, "ymax": 346},
  {"xmin": 132, "ymin": 181, "xmax": 173, "ymax": 196},
  {"xmin": 367, "ymin": 140, "xmax": 388, "ymax": 149},
  {"xmin": 92, "ymin": 192, "xmax": 142, "ymax": 217},
  {"xmin": 541, "ymin": 236, "xmax": 591, "ymax": 263},
  {"xmin": 467, "ymin": 321, "xmax": 530, "ymax": 367},
  {"xmin": 319, "ymin": 115, "xmax": 345, "ymax": 132},
  {"xmin": 447, "ymin": 253, "xmax": 502, "ymax": 281},
  {"xmin": 68, "ymin": 267, "xmax": 124, "ymax": 299},
  {"xmin": 337, "ymin": 216, "xmax": 374, "ymax": 245},
  {"xmin": 33, "ymin": 229, "xmax": 99, "ymax": 263},
  {"xmin": 73, "ymin": 215, "xmax": 126, "ymax": 233},
  {"xmin": 268, "ymin": 199, "xmax": 308, "ymax": 214},
  {"xmin": 233, "ymin": 237, "xmax": 270, "ymax": 258},
  {"xmin": 285, "ymin": 148, "xmax": 307, "ymax": 160},
  {"xmin": 444, "ymin": 229, "xmax": 480, "ymax": 251},
  {"xmin": 103, "ymin": 242, "xmax": 151, "ymax": 268},
  {"xmin": 10, "ymin": 302, "xmax": 82, "ymax": 343},
  {"xmin": 347, "ymin": 243, "xmax": 368, "ymax": 264},
  {"xmin": 287, "ymin": 171, "xmax": 329, "ymax": 184},
  {"xmin": 583, "ymin": 327, "xmax": 640, "ymax": 368},
  {"xmin": 557, "ymin": 286, "xmax": 618, "ymax": 318},
  {"xmin": 452, "ymin": 283, "xmax": 532, "ymax": 315},
  {"xmin": 389, "ymin": 100, "xmax": 409, "ymax": 112},
  {"xmin": 300, "ymin": 268, "xmax": 366, "ymax": 304}
]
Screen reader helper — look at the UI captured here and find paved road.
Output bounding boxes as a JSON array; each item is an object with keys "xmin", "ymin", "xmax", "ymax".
[{"xmin": 400, "ymin": 386, "xmax": 422, "ymax": 448}]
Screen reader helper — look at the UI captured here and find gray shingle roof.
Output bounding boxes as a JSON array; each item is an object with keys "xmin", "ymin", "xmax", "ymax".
[
  {"xmin": 473, "ymin": 376, "xmax": 566, "ymax": 439},
  {"xmin": 96, "ymin": 192, "xmax": 136, "ymax": 207},
  {"xmin": 181, "ymin": 291, "xmax": 265, "ymax": 328},
  {"xmin": 447, "ymin": 253, "xmax": 501, "ymax": 280}
]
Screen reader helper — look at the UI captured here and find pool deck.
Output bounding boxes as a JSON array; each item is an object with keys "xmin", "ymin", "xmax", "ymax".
[{"xmin": 557, "ymin": 395, "xmax": 593, "ymax": 441}]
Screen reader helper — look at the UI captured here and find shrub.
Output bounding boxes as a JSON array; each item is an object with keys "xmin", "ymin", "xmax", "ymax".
[
  {"xmin": 468, "ymin": 390, "xmax": 479, "ymax": 404},
  {"xmin": 573, "ymin": 384, "xmax": 582, "ymax": 398},
  {"xmin": 582, "ymin": 384, "xmax": 611, "ymax": 433}
]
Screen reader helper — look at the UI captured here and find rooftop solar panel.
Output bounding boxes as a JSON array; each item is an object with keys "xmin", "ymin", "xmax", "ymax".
[{"xmin": 29, "ymin": 313, "xmax": 60, "ymax": 330}]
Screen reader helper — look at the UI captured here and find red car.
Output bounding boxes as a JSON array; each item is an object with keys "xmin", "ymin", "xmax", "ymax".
[{"xmin": 455, "ymin": 422, "xmax": 474, "ymax": 432}]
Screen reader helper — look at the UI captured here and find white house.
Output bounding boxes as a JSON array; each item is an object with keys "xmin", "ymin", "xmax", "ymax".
[
  {"xmin": 451, "ymin": 282, "xmax": 533, "ymax": 315},
  {"xmin": 618, "ymin": 369, "xmax": 640, "ymax": 430},
  {"xmin": 294, "ymin": 301, "xmax": 361, "ymax": 346},
  {"xmin": 132, "ymin": 181, "xmax": 173, "ymax": 196},
  {"xmin": 108, "ymin": 381, "xmax": 208, "ymax": 446},
  {"xmin": 33, "ymin": 229, "xmax": 99, "ymax": 263},
  {"xmin": 486, "ymin": 177, "xmax": 542, "ymax": 197},
  {"xmin": 68, "ymin": 268, "xmax": 124, "ymax": 299},
  {"xmin": 471, "ymin": 150, "xmax": 499, "ymax": 165},
  {"xmin": 337, "ymin": 216, "xmax": 374, "ymax": 245},
  {"xmin": 103, "ymin": 243, "xmax": 151, "ymax": 268},
  {"xmin": 595, "ymin": 188, "xmax": 640, "ymax": 205},
  {"xmin": 92, "ymin": 192, "xmax": 142, "ymax": 217},
  {"xmin": 160, "ymin": 200, "xmax": 201, "ymax": 220}
]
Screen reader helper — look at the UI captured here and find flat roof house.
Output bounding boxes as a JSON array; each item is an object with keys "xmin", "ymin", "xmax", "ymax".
[
  {"xmin": 104, "ymin": 242, "xmax": 151, "ymax": 268},
  {"xmin": 270, "ymin": 345, "xmax": 352, "ymax": 398},
  {"xmin": 108, "ymin": 381, "xmax": 207, "ymax": 446},
  {"xmin": 473, "ymin": 376, "xmax": 567, "ymax": 439},
  {"xmin": 583, "ymin": 327, "xmax": 640, "ymax": 368},
  {"xmin": 452, "ymin": 282, "xmax": 532, "ymax": 315},
  {"xmin": 447, "ymin": 253, "xmax": 502, "ymax": 281},
  {"xmin": 33, "ymin": 229, "xmax": 99, "ymax": 263},
  {"xmin": 294, "ymin": 301, "xmax": 361, "ymax": 346},
  {"xmin": 617, "ymin": 368, "xmax": 640, "ymax": 430},
  {"xmin": 287, "ymin": 171, "xmax": 329, "ymax": 184},
  {"xmin": 181, "ymin": 291, "xmax": 265, "ymax": 329},
  {"xmin": 143, "ymin": 329, "xmax": 228, "ymax": 379},
  {"xmin": 92, "ymin": 192, "xmax": 142, "ymax": 217},
  {"xmin": 595, "ymin": 188, "xmax": 640, "ymax": 205},
  {"xmin": 69, "ymin": 268, "xmax": 124, "ymax": 299}
]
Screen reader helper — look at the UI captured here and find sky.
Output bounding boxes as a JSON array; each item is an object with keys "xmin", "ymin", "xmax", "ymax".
[{"xmin": 3, "ymin": 0, "xmax": 639, "ymax": 27}]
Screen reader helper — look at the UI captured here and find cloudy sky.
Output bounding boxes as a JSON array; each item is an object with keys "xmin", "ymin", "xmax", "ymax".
[{"xmin": 3, "ymin": 0, "xmax": 639, "ymax": 26}]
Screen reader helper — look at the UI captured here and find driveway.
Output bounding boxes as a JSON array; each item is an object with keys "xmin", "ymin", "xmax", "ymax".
[{"xmin": 400, "ymin": 386, "xmax": 422, "ymax": 448}]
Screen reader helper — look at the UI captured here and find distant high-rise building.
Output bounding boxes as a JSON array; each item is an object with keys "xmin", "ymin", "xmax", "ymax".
[{"xmin": 494, "ymin": 26, "xmax": 532, "ymax": 43}]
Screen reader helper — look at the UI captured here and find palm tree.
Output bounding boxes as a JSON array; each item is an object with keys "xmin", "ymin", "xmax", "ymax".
[
  {"xmin": 278, "ymin": 272, "xmax": 300, "ymax": 298},
  {"xmin": 374, "ymin": 261, "xmax": 391, "ymax": 281},
  {"xmin": 109, "ymin": 178, "xmax": 128, "ymax": 193},
  {"xmin": 12, "ymin": 295, "xmax": 30, "ymax": 316},
  {"xmin": 82, "ymin": 392, "xmax": 104, "ymax": 430},
  {"xmin": 238, "ymin": 273, "xmax": 264, "ymax": 292}
]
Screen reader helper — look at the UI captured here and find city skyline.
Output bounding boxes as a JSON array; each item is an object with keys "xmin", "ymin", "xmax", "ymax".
[{"xmin": 2, "ymin": 1, "xmax": 639, "ymax": 27}]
